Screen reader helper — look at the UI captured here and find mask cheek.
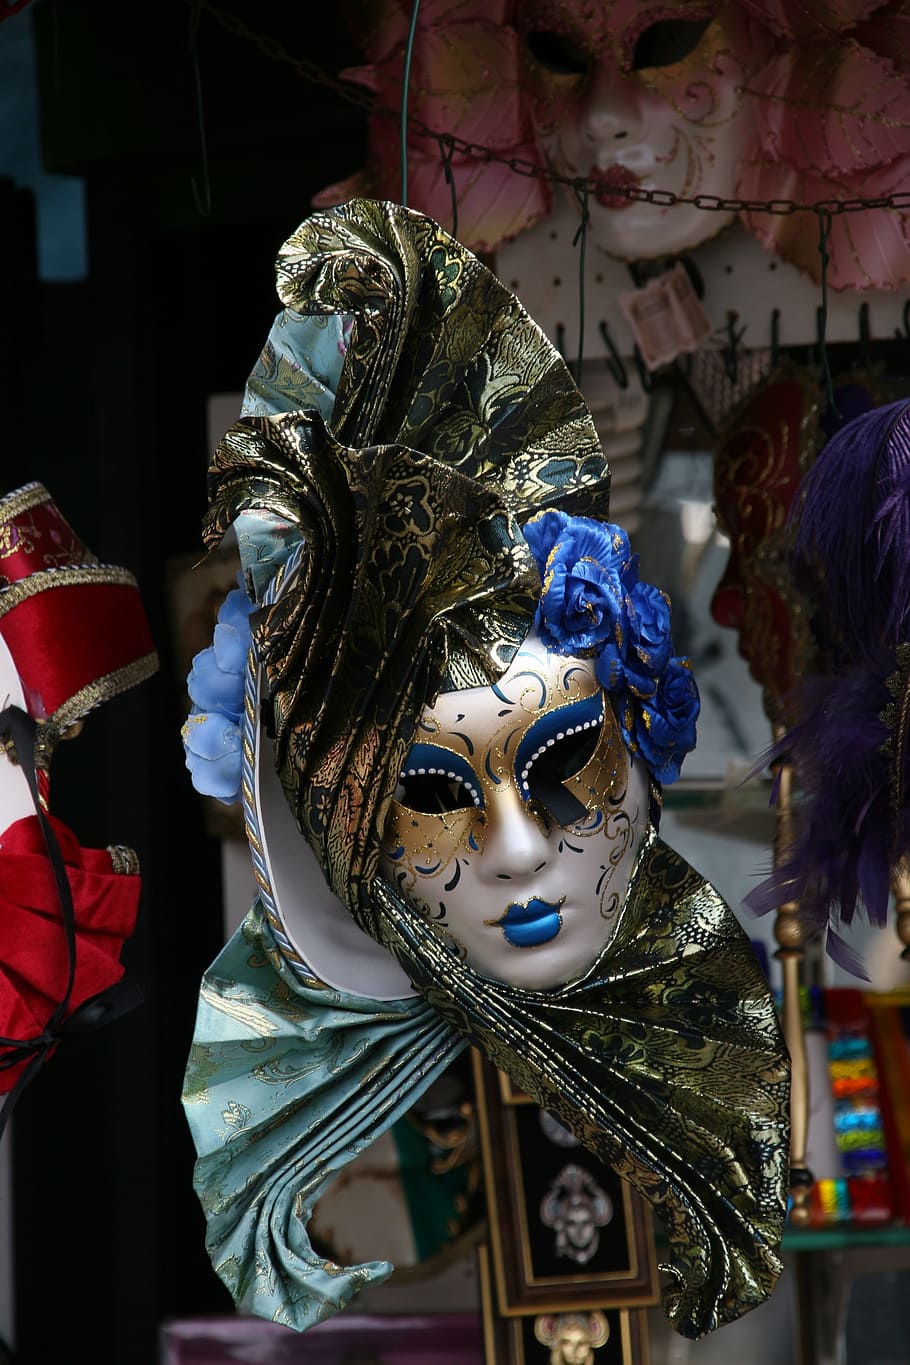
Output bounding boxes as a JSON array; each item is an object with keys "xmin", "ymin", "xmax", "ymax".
[
  {"xmin": 563, "ymin": 704, "xmax": 630, "ymax": 834},
  {"xmin": 380, "ymin": 800, "xmax": 480, "ymax": 903},
  {"xmin": 640, "ymin": 17, "xmax": 757, "ymax": 129}
]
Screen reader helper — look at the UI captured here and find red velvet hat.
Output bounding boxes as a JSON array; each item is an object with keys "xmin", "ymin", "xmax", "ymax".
[
  {"xmin": 0, "ymin": 482, "xmax": 158, "ymax": 762},
  {"xmin": 0, "ymin": 483, "xmax": 157, "ymax": 1115}
]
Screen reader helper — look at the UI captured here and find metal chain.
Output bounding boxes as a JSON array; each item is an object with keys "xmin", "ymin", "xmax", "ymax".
[
  {"xmin": 193, "ymin": 0, "xmax": 910, "ymax": 220},
  {"xmin": 193, "ymin": 0, "xmax": 374, "ymax": 111}
]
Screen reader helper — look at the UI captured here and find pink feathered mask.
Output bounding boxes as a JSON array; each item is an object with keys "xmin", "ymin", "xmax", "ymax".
[{"xmin": 316, "ymin": 0, "xmax": 910, "ymax": 291}]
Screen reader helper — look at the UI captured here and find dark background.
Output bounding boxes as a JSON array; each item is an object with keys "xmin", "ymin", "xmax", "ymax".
[{"xmin": 1, "ymin": 3, "xmax": 365, "ymax": 1360}]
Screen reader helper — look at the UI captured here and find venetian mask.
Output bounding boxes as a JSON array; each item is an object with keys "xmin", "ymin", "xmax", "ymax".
[
  {"xmin": 709, "ymin": 371, "xmax": 884, "ymax": 717},
  {"xmin": 180, "ymin": 201, "xmax": 790, "ymax": 1345},
  {"xmin": 709, "ymin": 372, "xmax": 813, "ymax": 715},
  {"xmin": 380, "ymin": 625, "xmax": 650, "ymax": 991},
  {"xmin": 519, "ymin": 0, "xmax": 768, "ymax": 260}
]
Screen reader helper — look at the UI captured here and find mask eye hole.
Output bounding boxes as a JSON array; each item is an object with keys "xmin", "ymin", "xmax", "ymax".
[
  {"xmin": 525, "ymin": 28, "xmax": 590, "ymax": 76},
  {"xmin": 516, "ymin": 693, "xmax": 605, "ymax": 826},
  {"xmin": 394, "ymin": 743, "xmax": 483, "ymax": 814},
  {"xmin": 529, "ymin": 725, "xmax": 600, "ymax": 792},
  {"xmin": 631, "ymin": 16, "xmax": 714, "ymax": 71},
  {"xmin": 396, "ymin": 773, "xmax": 476, "ymax": 815},
  {"xmin": 525, "ymin": 724, "xmax": 601, "ymax": 827}
]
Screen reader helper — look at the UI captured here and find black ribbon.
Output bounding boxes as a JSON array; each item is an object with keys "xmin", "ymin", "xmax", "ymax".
[{"xmin": 0, "ymin": 705, "xmax": 142, "ymax": 1141}]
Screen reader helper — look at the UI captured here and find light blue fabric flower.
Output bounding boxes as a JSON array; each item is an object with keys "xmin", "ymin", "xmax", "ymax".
[
  {"xmin": 182, "ymin": 903, "xmax": 463, "ymax": 1329},
  {"xmin": 182, "ymin": 584, "xmax": 255, "ymax": 804}
]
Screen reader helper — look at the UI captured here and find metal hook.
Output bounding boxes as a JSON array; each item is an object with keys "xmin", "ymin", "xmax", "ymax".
[
  {"xmin": 598, "ymin": 321, "xmax": 629, "ymax": 389},
  {"xmin": 858, "ymin": 301, "xmax": 873, "ymax": 366},
  {"xmin": 571, "ymin": 179, "xmax": 590, "ymax": 380},
  {"xmin": 678, "ymin": 254, "xmax": 705, "ymax": 300},
  {"xmin": 720, "ymin": 312, "xmax": 746, "ymax": 385},
  {"xmin": 632, "ymin": 344, "xmax": 654, "ymax": 394},
  {"xmin": 816, "ymin": 208, "xmax": 838, "ymax": 417},
  {"xmin": 188, "ymin": 1, "xmax": 211, "ymax": 217},
  {"xmin": 400, "ymin": 0, "xmax": 422, "ymax": 205},
  {"xmin": 437, "ymin": 135, "xmax": 459, "ymax": 239}
]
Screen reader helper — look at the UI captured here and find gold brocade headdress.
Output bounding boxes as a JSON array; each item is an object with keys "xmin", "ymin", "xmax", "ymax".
[
  {"xmin": 198, "ymin": 200, "xmax": 789, "ymax": 1339},
  {"xmin": 204, "ymin": 198, "xmax": 609, "ymax": 933}
]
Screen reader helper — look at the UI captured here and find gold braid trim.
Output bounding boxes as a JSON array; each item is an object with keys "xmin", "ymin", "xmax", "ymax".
[
  {"xmin": 33, "ymin": 652, "xmax": 159, "ymax": 768},
  {"xmin": 0, "ymin": 564, "xmax": 139, "ymax": 615},
  {"xmin": 107, "ymin": 844, "xmax": 140, "ymax": 876},
  {"xmin": 0, "ymin": 481, "xmax": 52, "ymax": 526}
]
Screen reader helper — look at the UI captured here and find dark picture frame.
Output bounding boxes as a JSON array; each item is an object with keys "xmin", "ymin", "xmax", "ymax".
[
  {"xmin": 478, "ymin": 1244, "xmax": 651, "ymax": 1365},
  {"xmin": 472, "ymin": 1051, "xmax": 659, "ymax": 1316}
]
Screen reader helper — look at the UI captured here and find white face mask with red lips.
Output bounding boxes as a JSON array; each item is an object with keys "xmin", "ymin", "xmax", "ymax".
[
  {"xmin": 520, "ymin": 1, "xmax": 767, "ymax": 261},
  {"xmin": 380, "ymin": 626, "xmax": 650, "ymax": 991}
]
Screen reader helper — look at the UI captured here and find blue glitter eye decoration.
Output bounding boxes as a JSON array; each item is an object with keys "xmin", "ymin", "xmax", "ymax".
[
  {"xmin": 514, "ymin": 692, "xmax": 604, "ymax": 826},
  {"xmin": 396, "ymin": 742, "xmax": 484, "ymax": 814}
]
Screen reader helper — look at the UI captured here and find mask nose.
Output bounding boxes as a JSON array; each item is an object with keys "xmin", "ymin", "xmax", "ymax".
[
  {"xmin": 477, "ymin": 784, "xmax": 551, "ymax": 883},
  {"xmin": 581, "ymin": 67, "xmax": 645, "ymax": 152}
]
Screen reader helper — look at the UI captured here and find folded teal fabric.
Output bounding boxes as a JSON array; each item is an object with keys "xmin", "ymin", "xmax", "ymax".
[
  {"xmin": 243, "ymin": 307, "xmax": 346, "ymax": 423},
  {"xmin": 182, "ymin": 902, "xmax": 464, "ymax": 1329}
]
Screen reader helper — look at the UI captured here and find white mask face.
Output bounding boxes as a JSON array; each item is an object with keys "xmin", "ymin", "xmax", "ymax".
[
  {"xmin": 380, "ymin": 627, "xmax": 650, "ymax": 990},
  {"xmin": 520, "ymin": 2, "xmax": 765, "ymax": 261}
]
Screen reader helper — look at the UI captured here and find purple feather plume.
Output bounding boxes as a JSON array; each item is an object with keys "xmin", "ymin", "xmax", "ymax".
[
  {"xmin": 744, "ymin": 659, "xmax": 895, "ymax": 935},
  {"xmin": 747, "ymin": 400, "xmax": 910, "ymax": 976},
  {"xmin": 792, "ymin": 399, "xmax": 910, "ymax": 663}
]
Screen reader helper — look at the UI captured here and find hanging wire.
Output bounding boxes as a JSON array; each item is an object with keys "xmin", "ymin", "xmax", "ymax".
[
  {"xmin": 400, "ymin": 0, "xmax": 422, "ymax": 206},
  {"xmin": 571, "ymin": 179, "xmax": 590, "ymax": 382},
  {"xmin": 816, "ymin": 209, "xmax": 838, "ymax": 415},
  {"xmin": 188, "ymin": 0, "xmax": 212, "ymax": 217},
  {"xmin": 438, "ymin": 135, "xmax": 458, "ymax": 239},
  {"xmin": 858, "ymin": 300, "xmax": 872, "ymax": 366}
]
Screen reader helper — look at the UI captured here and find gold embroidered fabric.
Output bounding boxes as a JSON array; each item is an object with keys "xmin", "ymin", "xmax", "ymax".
[
  {"xmin": 373, "ymin": 829, "xmax": 790, "ymax": 1338},
  {"xmin": 204, "ymin": 199, "xmax": 609, "ymax": 933},
  {"xmin": 198, "ymin": 199, "xmax": 789, "ymax": 1338}
]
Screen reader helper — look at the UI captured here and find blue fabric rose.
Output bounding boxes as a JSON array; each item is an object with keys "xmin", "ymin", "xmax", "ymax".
[
  {"xmin": 631, "ymin": 656, "xmax": 700, "ymax": 786},
  {"xmin": 182, "ymin": 584, "xmax": 255, "ymax": 805},
  {"xmin": 523, "ymin": 511, "xmax": 698, "ymax": 786},
  {"xmin": 624, "ymin": 581, "xmax": 673, "ymax": 699},
  {"xmin": 523, "ymin": 511, "xmax": 633, "ymax": 655}
]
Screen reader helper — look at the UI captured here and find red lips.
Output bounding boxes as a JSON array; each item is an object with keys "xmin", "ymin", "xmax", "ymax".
[{"xmin": 591, "ymin": 165, "xmax": 641, "ymax": 210}]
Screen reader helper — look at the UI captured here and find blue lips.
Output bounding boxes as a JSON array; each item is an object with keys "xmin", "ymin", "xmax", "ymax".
[{"xmin": 496, "ymin": 898, "xmax": 563, "ymax": 948}]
